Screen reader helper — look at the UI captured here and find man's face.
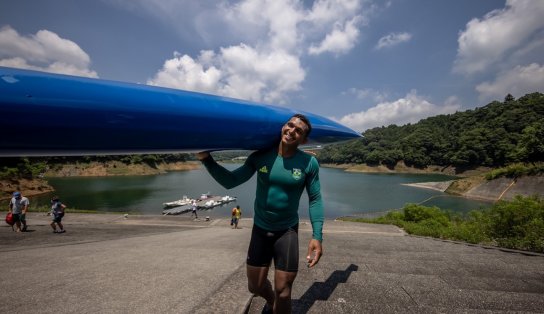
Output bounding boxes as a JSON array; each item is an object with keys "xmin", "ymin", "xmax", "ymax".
[{"xmin": 281, "ymin": 117, "xmax": 309, "ymax": 146}]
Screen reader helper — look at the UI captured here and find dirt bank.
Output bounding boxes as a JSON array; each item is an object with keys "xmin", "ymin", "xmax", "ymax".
[
  {"xmin": 45, "ymin": 161, "xmax": 200, "ymax": 177},
  {"xmin": 458, "ymin": 175, "xmax": 544, "ymax": 201},
  {"xmin": 0, "ymin": 178, "xmax": 54, "ymax": 200},
  {"xmin": 0, "ymin": 161, "xmax": 201, "ymax": 200},
  {"xmin": 323, "ymin": 161, "xmax": 492, "ymax": 176},
  {"xmin": 323, "ymin": 162, "xmax": 543, "ymax": 202}
]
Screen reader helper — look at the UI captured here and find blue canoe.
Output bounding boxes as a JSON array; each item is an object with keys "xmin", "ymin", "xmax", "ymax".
[{"xmin": 0, "ymin": 67, "xmax": 360, "ymax": 156}]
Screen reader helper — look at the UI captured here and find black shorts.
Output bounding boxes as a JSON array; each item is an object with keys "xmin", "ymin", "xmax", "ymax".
[
  {"xmin": 247, "ymin": 224, "xmax": 299, "ymax": 272},
  {"xmin": 53, "ymin": 213, "xmax": 64, "ymax": 223},
  {"xmin": 12, "ymin": 213, "xmax": 25, "ymax": 223}
]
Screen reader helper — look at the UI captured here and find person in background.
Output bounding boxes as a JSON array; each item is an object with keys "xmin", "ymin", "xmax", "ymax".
[
  {"xmin": 9, "ymin": 191, "xmax": 29, "ymax": 232},
  {"xmin": 190, "ymin": 200, "xmax": 198, "ymax": 220},
  {"xmin": 197, "ymin": 113, "xmax": 324, "ymax": 314},
  {"xmin": 231, "ymin": 205, "xmax": 242, "ymax": 229},
  {"xmin": 50, "ymin": 196, "xmax": 66, "ymax": 233}
]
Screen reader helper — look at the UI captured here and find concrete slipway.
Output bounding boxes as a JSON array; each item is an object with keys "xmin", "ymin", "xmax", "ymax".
[{"xmin": 1, "ymin": 213, "xmax": 543, "ymax": 313}]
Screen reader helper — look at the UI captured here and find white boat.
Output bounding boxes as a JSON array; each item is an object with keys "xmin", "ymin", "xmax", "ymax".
[
  {"xmin": 162, "ymin": 195, "xmax": 193, "ymax": 209},
  {"xmin": 162, "ymin": 194, "xmax": 237, "ymax": 213},
  {"xmin": 196, "ymin": 195, "xmax": 237, "ymax": 209},
  {"xmin": 221, "ymin": 195, "xmax": 236, "ymax": 202}
]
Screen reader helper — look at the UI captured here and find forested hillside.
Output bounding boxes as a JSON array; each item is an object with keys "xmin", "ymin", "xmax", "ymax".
[
  {"xmin": 317, "ymin": 92, "xmax": 544, "ymax": 169},
  {"xmin": 0, "ymin": 154, "xmax": 191, "ymax": 180}
]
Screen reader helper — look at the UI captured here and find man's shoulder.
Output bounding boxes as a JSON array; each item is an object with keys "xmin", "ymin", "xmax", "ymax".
[
  {"xmin": 295, "ymin": 149, "xmax": 318, "ymax": 163},
  {"xmin": 250, "ymin": 148, "xmax": 277, "ymax": 161}
]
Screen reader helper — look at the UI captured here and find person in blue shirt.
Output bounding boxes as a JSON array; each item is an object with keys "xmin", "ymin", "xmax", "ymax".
[
  {"xmin": 50, "ymin": 196, "xmax": 66, "ymax": 233},
  {"xmin": 198, "ymin": 114, "xmax": 324, "ymax": 314}
]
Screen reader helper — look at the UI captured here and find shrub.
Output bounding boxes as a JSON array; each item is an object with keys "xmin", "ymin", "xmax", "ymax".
[
  {"xmin": 403, "ymin": 203, "xmax": 450, "ymax": 227},
  {"xmin": 344, "ymin": 196, "xmax": 544, "ymax": 253},
  {"xmin": 485, "ymin": 195, "xmax": 544, "ymax": 251},
  {"xmin": 403, "ymin": 220, "xmax": 447, "ymax": 238},
  {"xmin": 485, "ymin": 162, "xmax": 544, "ymax": 180}
]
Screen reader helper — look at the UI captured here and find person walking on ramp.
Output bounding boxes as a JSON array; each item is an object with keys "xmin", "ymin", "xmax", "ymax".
[
  {"xmin": 50, "ymin": 196, "xmax": 66, "ymax": 233},
  {"xmin": 190, "ymin": 200, "xmax": 198, "ymax": 220},
  {"xmin": 197, "ymin": 114, "xmax": 324, "ymax": 314},
  {"xmin": 9, "ymin": 191, "xmax": 29, "ymax": 232},
  {"xmin": 231, "ymin": 205, "xmax": 242, "ymax": 229}
]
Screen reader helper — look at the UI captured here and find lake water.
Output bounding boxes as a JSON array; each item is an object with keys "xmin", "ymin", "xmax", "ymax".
[{"xmin": 31, "ymin": 164, "xmax": 492, "ymax": 219}]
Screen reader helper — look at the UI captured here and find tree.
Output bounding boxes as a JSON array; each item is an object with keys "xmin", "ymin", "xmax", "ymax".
[{"xmin": 504, "ymin": 94, "xmax": 515, "ymax": 102}]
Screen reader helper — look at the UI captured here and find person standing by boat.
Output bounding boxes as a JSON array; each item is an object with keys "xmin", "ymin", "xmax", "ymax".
[
  {"xmin": 231, "ymin": 205, "xmax": 242, "ymax": 229},
  {"xmin": 197, "ymin": 114, "xmax": 324, "ymax": 314},
  {"xmin": 190, "ymin": 200, "xmax": 198, "ymax": 220},
  {"xmin": 8, "ymin": 191, "xmax": 29, "ymax": 232}
]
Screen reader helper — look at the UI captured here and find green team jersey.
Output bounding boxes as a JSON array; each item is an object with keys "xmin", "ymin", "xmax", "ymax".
[{"xmin": 201, "ymin": 148, "xmax": 324, "ymax": 241}]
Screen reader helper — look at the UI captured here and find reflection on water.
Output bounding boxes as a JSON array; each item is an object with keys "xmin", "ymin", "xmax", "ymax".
[{"xmin": 31, "ymin": 165, "xmax": 492, "ymax": 219}]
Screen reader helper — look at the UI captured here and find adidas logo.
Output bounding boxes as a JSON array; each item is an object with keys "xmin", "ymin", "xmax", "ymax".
[{"xmin": 259, "ymin": 166, "xmax": 268, "ymax": 173}]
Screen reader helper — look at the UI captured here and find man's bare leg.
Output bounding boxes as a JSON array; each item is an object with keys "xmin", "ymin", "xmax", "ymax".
[
  {"xmin": 274, "ymin": 269, "xmax": 297, "ymax": 314},
  {"xmin": 247, "ymin": 265, "xmax": 275, "ymax": 308}
]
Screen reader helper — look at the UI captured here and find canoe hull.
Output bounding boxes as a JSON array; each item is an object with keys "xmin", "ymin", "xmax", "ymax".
[{"xmin": 0, "ymin": 67, "xmax": 360, "ymax": 156}]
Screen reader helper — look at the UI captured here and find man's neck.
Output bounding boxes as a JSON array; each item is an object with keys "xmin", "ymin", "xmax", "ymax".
[{"xmin": 278, "ymin": 142, "xmax": 298, "ymax": 158}]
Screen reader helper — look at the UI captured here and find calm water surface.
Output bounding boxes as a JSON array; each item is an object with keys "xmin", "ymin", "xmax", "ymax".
[{"xmin": 31, "ymin": 164, "xmax": 492, "ymax": 219}]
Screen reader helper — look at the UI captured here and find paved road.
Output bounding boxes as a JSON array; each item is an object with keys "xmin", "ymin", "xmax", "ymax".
[
  {"xmin": 2, "ymin": 213, "xmax": 544, "ymax": 313},
  {"xmin": 1, "ymin": 212, "xmax": 253, "ymax": 314}
]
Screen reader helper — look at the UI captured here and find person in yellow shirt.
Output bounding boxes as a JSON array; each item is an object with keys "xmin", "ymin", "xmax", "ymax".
[{"xmin": 231, "ymin": 205, "xmax": 242, "ymax": 229}]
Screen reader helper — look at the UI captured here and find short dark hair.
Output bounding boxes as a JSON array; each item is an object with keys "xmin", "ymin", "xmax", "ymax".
[{"xmin": 291, "ymin": 113, "xmax": 312, "ymax": 138}]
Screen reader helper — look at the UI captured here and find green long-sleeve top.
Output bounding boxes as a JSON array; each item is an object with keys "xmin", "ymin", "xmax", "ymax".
[{"xmin": 201, "ymin": 148, "xmax": 324, "ymax": 241}]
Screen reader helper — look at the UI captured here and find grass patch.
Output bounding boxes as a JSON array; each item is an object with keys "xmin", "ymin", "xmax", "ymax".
[
  {"xmin": 344, "ymin": 195, "xmax": 544, "ymax": 253},
  {"xmin": 485, "ymin": 162, "xmax": 544, "ymax": 180}
]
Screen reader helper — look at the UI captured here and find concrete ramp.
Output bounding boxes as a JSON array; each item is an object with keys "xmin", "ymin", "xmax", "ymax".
[
  {"xmin": 247, "ymin": 220, "xmax": 544, "ymax": 314},
  {"xmin": 464, "ymin": 175, "xmax": 544, "ymax": 201}
]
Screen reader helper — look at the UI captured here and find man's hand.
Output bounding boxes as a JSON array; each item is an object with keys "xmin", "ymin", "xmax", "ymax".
[
  {"xmin": 196, "ymin": 152, "xmax": 210, "ymax": 161},
  {"xmin": 306, "ymin": 239, "xmax": 322, "ymax": 268}
]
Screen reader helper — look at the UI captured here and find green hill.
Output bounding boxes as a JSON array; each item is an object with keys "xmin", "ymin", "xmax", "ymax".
[{"xmin": 317, "ymin": 92, "xmax": 544, "ymax": 170}]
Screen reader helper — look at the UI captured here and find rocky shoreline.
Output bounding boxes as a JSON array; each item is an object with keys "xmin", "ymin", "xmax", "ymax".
[
  {"xmin": 323, "ymin": 162, "xmax": 543, "ymax": 202},
  {"xmin": 322, "ymin": 161, "xmax": 492, "ymax": 177}
]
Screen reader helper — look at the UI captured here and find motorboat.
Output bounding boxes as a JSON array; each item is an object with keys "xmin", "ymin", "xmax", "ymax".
[{"xmin": 162, "ymin": 195, "xmax": 193, "ymax": 209}]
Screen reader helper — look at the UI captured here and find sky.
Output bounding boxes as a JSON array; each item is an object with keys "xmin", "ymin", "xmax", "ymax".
[{"xmin": 1, "ymin": 0, "xmax": 543, "ymax": 133}]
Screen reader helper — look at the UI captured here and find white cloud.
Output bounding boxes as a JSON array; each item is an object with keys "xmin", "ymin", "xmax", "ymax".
[
  {"xmin": 147, "ymin": 0, "xmax": 368, "ymax": 103},
  {"xmin": 0, "ymin": 26, "xmax": 97, "ymax": 77},
  {"xmin": 476, "ymin": 63, "xmax": 544, "ymax": 102},
  {"xmin": 375, "ymin": 32, "xmax": 412, "ymax": 50},
  {"xmin": 215, "ymin": 0, "xmax": 300, "ymax": 52},
  {"xmin": 308, "ymin": 16, "xmax": 361, "ymax": 56},
  {"xmin": 305, "ymin": 0, "xmax": 362, "ymax": 25},
  {"xmin": 305, "ymin": 0, "xmax": 369, "ymax": 56},
  {"xmin": 220, "ymin": 0, "xmax": 366, "ymax": 55},
  {"xmin": 148, "ymin": 45, "xmax": 305, "ymax": 104},
  {"xmin": 453, "ymin": 0, "xmax": 544, "ymax": 75},
  {"xmin": 147, "ymin": 51, "xmax": 222, "ymax": 94},
  {"xmin": 337, "ymin": 90, "xmax": 461, "ymax": 132}
]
